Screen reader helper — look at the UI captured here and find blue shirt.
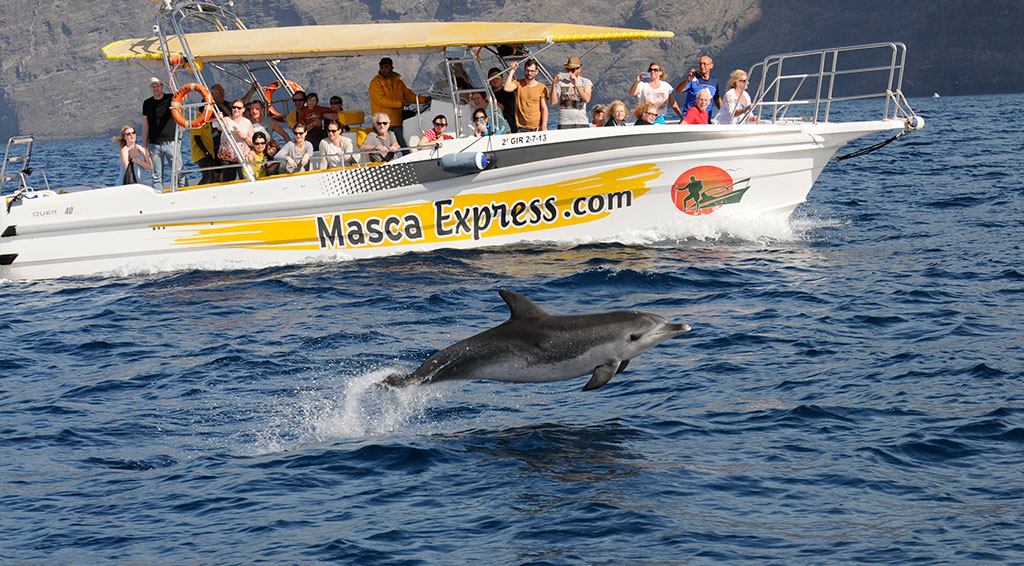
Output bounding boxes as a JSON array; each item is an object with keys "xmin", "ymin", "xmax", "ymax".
[{"xmin": 681, "ymin": 76, "xmax": 720, "ymax": 118}]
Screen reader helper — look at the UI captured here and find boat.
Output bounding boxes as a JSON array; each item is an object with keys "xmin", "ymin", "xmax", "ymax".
[{"xmin": 0, "ymin": 1, "xmax": 923, "ymax": 281}]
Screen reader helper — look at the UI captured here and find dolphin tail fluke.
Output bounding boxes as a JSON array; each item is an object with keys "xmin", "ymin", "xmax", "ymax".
[{"xmin": 582, "ymin": 361, "xmax": 621, "ymax": 391}]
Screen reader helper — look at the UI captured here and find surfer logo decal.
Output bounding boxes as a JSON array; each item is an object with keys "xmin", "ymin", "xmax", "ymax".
[{"xmin": 671, "ymin": 166, "xmax": 751, "ymax": 216}]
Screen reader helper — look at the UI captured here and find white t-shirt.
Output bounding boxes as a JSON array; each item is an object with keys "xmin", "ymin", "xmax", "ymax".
[
  {"xmin": 552, "ymin": 76, "xmax": 594, "ymax": 126},
  {"xmin": 635, "ymin": 80, "xmax": 674, "ymax": 117},
  {"xmin": 318, "ymin": 137, "xmax": 358, "ymax": 168},
  {"xmin": 714, "ymin": 89, "xmax": 753, "ymax": 124}
]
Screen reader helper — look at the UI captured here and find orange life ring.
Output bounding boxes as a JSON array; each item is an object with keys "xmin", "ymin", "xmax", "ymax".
[
  {"xmin": 263, "ymin": 79, "xmax": 303, "ymax": 117},
  {"xmin": 170, "ymin": 82, "xmax": 215, "ymax": 129}
]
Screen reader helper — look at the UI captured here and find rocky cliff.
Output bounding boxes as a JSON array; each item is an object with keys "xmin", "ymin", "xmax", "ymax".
[{"xmin": 0, "ymin": 0, "xmax": 1021, "ymax": 140}]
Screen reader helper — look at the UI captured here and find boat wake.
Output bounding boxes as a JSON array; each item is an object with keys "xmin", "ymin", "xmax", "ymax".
[{"xmin": 587, "ymin": 209, "xmax": 841, "ymax": 248}]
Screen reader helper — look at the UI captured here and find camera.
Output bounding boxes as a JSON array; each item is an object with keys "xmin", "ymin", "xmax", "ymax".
[{"xmin": 640, "ymin": 72, "xmax": 651, "ymax": 82}]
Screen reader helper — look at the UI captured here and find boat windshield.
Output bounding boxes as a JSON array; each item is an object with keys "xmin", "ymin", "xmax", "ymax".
[{"xmin": 430, "ymin": 59, "xmax": 488, "ymax": 100}]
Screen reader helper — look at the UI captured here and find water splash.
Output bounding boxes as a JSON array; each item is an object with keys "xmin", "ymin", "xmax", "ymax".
[{"xmin": 244, "ymin": 367, "xmax": 452, "ymax": 455}]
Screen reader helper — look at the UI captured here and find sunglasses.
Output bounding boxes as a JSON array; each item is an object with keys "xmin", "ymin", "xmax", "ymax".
[
  {"xmin": 254, "ymin": 141, "xmax": 266, "ymax": 145},
  {"xmin": 474, "ymin": 116, "xmax": 487, "ymax": 122},
  {"xmin": 292, "ymin": 98, "xmax": 306, "ymax": 103},
  {"xmin": 375, "ymin": 121, "xmax": 389, "ymax": 125},
  {"xmin": 327, "ymin": 128, "xmax": 340, "ymax": 133},
  {"xmin": 434, "ymin": 122, "xmax": 447, "ymax": 126},
  {"xmin": 232, "ymin": 105, "xmax": 245, "ymax": 110},
  {"xmin": 649, "ymin": 68, "xmax": 661, "ymax": 72},
  {"xmin": 294, "ymin": 131, "xmax": 306, "ymax": 135},
  {"xmin": 125, "ymin": 131, "xmax": 136, "ymax": 135}
]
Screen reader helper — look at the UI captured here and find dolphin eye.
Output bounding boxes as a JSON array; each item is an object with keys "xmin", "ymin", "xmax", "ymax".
[{"xmin": 629, "ymin": 333, "xmax": 642, "ymax": 341}]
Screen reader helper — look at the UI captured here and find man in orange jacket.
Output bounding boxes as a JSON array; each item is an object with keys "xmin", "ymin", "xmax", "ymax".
[{"xmin": 369, "ymin": 57, "xmax": 429, "ymax": 151}]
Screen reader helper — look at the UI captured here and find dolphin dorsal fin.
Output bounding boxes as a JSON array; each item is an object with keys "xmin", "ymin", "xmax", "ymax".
[{"xmin": 499, "ymin": 290, "xmax": 549, "ymax": 320}]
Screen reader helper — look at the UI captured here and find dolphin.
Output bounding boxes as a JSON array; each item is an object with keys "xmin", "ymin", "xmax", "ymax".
[{"xmin": 380, "ymin": 290, "xmax": 690, "ymax": 391}]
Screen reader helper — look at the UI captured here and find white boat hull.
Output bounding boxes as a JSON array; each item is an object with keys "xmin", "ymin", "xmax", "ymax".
[{"xmin": 1, "ymin": 120, "xmax": 904, "ymax": 280}]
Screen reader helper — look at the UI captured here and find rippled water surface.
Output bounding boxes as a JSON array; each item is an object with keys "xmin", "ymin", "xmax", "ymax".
[{"xmin": 2, "ymin": 94, "xmax": 1022, "ymax": 564}]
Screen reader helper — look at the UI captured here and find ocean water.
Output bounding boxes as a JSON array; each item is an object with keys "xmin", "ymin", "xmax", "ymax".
[{"xmin": 1, "ymin": 94, "xmax": 1022, "ymax": 564}]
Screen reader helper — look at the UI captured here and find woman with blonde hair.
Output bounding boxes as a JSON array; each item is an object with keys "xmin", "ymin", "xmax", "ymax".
[
  {"xmin": 632, "ymin": 102, "xmax": 662, "ymax": 125},
  {"xmin": 603, "ymin": 100, "xmax": 629, "ymax": 127},
  {"xmin": 713, "ymin": 69, "xmax": 757, "ymax": 124},
  {"xmin": 113, "ymin": 125, "xmax": 152, "ymax": 185}
]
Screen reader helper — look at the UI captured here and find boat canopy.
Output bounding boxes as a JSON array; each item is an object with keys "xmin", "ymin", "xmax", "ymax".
[{"xmin": 102, "ymin": 22, "xmax": 674, "ymax": 64}]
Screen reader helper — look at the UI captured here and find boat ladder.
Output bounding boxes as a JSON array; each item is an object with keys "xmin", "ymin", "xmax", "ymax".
[{"xmin": 1, "ymin": 135, "xmax": 50, "ymax": 195}]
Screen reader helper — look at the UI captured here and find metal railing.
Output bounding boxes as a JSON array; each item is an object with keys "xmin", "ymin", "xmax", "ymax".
[{"xmin": 746, "ymin": 42, "xmax": 917, "ymax": 125}]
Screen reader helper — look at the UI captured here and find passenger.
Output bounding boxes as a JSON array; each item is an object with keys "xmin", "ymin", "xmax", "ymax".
[
  {"xmin": 713, "ymin": 69, "xmax": 758, "ymax": 125},
  {"xmin": 359, "ymin": 112, "xmax": 401, "ymax": 162},
  {"xmin": 114, "ymin": 125, "xmax": 152, "ymax": 185},
  {"xmin": 141, "ymin": 77, "xmax": 176, "ymax": 191},
  {"xmin": 210, "ymin": 83, "xmax": 232, "ymax": 115},
  {"xmin": 247, "ymin": 100, "xmax": 291, "ymax": 143},
  {"xmin": 191, "ymin": 121, "xmax": 217, "ymax": 185},
  {"xmin": 318, "ymin": 120, "xmax": 358, "ymax": 169},
  {"xmin": 369, "ymin": 57, "xmax": 427, "ymax": 149},
  {"xmin": 675, "ymin": 55, "xmax": 721, "ymax": 122},
  {"xmin": 632, "ymin": 102, "xmax": 663, "ymax": 125},
  {"xmin": 217, "ymin": 98, "xmax": 254, "ymax": 181},
  {"xmin": 488, "ymin": 67, "xmax": 518, "ymax": 133},
  {"xmin": 683, "ymin": 88, "xmax": 713, "ymax": 125},
  {"xmin": 549, "ymin": 57, "xmax": 593, "ymax": 129},
  {"xmin": 264, "ymin": 139, "xmax": 281, "ymax": 176},
  {"xmin": 472, "ymin": 108, "xmax": 493, "ymax": 137},
  {"xmin": 469, "ymin": 91, "xmax": 510, "ymax": 134},
  {"xmin": 418, "ymin": 114, "xmax": 454, "ymax": 147},
  {"xmin": 276, "ymin": 124, "xmax": 313, "ymax": 173},
  {"xmin": 329, "ymin": 96, "xmax": 350, "ymax": 132},
  {"xmin": 503, "ymin": 59, "xmax": 549, "ymax": 132},
  {"xmin": 590, "ymin": 104, "xmax": 606, "ymax": 127},
  {"xmin": 209, "ymin": 83, "xmax": 230, "ymax": 159},
  {"xmin": 603, "ymin": 100, "xmax": 628, "ymax": 126},
  {"xmin": 299, "ymin": 92, "xmax": 336, "ymax": 148},
  {"xmin": 275, "ymin": 90, "xmax": 306, "ymax": 129},
  {"xmin": 248, "ymin": 131, "xmax": 269, "ymax": 179},
  {"xmin": 629, "ymin": 62, "xmax": 682, "ymax": 121}
]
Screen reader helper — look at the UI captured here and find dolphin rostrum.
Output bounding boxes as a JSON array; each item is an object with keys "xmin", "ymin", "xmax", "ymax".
[{"xmin": 380, "ymin": 290, "xmax": 691, "ymax": 391}]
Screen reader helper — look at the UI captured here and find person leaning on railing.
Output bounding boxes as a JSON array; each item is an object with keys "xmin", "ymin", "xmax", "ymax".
[
  {"xmin": 319, "ymin": 120, "xmax": 358, "ymax": 169},
  {"xmin": 276, "ymin": 123, "xmax": 313, "ymax": 173},
  {"xmin": 360, "ymin": 113, "xmax": 401, "ymax": 162}
]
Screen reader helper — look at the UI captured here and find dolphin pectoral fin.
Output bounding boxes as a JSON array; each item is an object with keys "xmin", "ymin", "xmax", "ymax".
[
  {"xmin": 582, "ymin": 362, "xmax": 620, "ymax": 391},
  {"xmin": 616, "ymin": 360, "xmax": 630, "ymax": 374}
]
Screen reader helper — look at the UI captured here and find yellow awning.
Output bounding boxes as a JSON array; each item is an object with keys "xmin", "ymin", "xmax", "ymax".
[{"xmin": 102, "ymin": 22, "xmax": 673, "ymax": 63}]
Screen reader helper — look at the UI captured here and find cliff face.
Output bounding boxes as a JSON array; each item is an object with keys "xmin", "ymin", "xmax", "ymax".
[{"xmin": 0, "ymin": 0, "xmax": 1020, "ymax": 141}]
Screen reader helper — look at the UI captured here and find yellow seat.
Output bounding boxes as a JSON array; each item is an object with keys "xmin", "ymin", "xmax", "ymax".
[
  {"xmin": 354, "ymin": 127, "xmax": 373, "ymax": 147},
  {"xmin": 338, "ymin": 110, "xmax": 365, "ymax": 127}
]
